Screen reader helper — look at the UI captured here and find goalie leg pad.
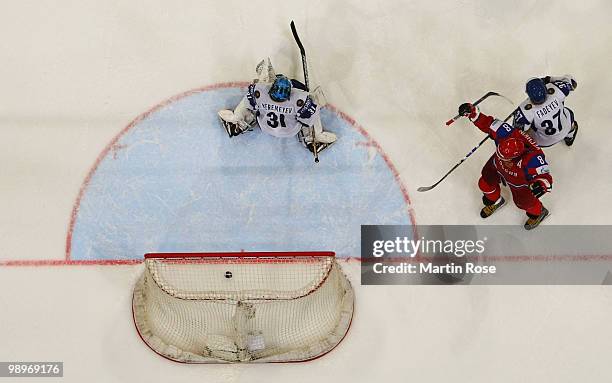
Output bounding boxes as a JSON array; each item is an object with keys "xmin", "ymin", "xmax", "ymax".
[
  {"xmin": 298, "ymin": 125, "xmax": 314, "ymax": 145},
  {"xmin": 298, "ymin": 127, "xmax": 336, "ymax": 155},
  {"xmin": 299, "ymin": 123, "xmax": 338, "ymax": 145},
  {"xmin": 315, "ymin": 131, "xmax": 337, "ymax": 144},
  {"xmin": 218, "ymin": 110, "xmax": 250, "ymax": 138},
  {"xmin": 312, "ymin": 119, "xmax": 337, "ymax": 144}
]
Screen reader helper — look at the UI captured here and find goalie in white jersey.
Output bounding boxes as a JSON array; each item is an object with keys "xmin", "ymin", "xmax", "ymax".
[
  {"xmin": 218, "ymin": 60, "xmax": 336, "ymax": 155},
  {"xmin": 513, "ymin": 75, "xmax": 578, "ymax": 147}
]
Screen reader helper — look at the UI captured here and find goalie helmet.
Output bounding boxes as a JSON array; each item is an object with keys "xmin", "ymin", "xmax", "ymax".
[
  {"xmin": 525, "ymin": 77, "xmax": 547, "ymax": 104},
  {"xmin": 269, "ymin": 74, "xmax": 292, "ymax": 102},
  {"xmin": 496, "ymin": 137, "xmax": 525, "ymax": 161}
]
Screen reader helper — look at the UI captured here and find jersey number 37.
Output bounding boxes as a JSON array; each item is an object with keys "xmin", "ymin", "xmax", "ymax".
[{"xmin": 540, "ymin": 110, "xmax": 561, "ymax": 136}]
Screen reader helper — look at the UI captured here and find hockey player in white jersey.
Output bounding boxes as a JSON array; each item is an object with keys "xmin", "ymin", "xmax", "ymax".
[
  {"xmin": 218, "ymin": 60, "xmax": 336, "ymax": 155},
  {"xmin": 513, "ymin": 75, "xmax": 578, "ymax": 147}
]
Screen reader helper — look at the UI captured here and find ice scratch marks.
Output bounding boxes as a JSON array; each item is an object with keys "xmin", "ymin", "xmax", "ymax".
[{"xmin": 355, "ymin": 140, "xmax": 379, "ymax": 164}]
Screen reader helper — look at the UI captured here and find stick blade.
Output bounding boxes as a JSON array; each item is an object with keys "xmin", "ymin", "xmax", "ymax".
[
  {"xmin": 417, "ymin": 186, "xmax": 434, "ymax": 192},
  {"xmin": 290, "ymin": 20, "xmax": 305, "ymax": 54}
]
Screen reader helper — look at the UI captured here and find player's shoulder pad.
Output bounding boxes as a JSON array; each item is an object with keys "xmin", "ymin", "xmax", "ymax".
[
  {"xmin": 550, "ymin": 80, "xmax": 572, "ymax": 96},
  {"xmin": 518, "ymin": 98, "xmax": 535, "ymax": 116},
  {"xmin": 491, "ymin": 119, "xmax": 514, "ymax": 139},
  {"xmin": 297, "ymin": 95, "xmax": 317, "ymax": 119},
  {"xmin": 514, "ymin": 104, "xmax": 531, "ymax": 125},
  {"xmin": 518, "ymin": 98, "xmax": 533, "ymax": 111},
  {"xmin": 246, "ymin": 83, "xmax": 259, "ymax": 108},
  {"xmin": 525, "ymin": 150, "xmax": 549, "ymax": 170}
]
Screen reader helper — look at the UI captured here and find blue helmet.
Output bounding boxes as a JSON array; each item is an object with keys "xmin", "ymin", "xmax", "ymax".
[
  {"xmin": 525, "ymin": 78, "xmax": 547, "ymax": 104},
  {"xmin": 269, "ymin": 74, "xmax": 292, "ymax": 102}
]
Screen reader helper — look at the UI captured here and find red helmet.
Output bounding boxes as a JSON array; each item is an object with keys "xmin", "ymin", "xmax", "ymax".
[{"xmin": 496, "ymin": 137, "xmax": 525, "ymax": 161}]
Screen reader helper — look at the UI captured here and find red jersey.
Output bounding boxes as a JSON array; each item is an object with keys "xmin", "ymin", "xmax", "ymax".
[{"xmin": 472, "ymin": 113, "xmax": 553, "ymax": 189}]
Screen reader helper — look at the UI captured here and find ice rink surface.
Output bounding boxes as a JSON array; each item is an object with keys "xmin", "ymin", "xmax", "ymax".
[{"xmin": 1, "ymin": 1, "xmax": 612, "ymax": 382}]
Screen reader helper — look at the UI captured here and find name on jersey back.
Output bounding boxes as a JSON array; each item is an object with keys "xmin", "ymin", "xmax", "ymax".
[
  {"xmin": 535, "ymin": 99, "xmax": 560, "ymax": 119},
  {"xmin": 260, "ymin": 103, "xmax": 294, "ymax": 114}
]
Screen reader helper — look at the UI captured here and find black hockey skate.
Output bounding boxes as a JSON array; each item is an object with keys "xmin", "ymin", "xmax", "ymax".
[
  {"xmin": 564, "ymin": 121, "xmax": 578, "ymax": 146},
  {"xmin": 480, "ymin": 196, "xmax": 506, "ymax": 218},
  {"xmin": 524, "ymin": 207, "xmax": 549, "ymax": 230}
]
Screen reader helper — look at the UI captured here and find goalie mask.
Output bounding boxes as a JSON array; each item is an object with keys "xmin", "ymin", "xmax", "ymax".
[{"xmin": 269, "ymin": 74, "xmax": 292, "ymax": 102}]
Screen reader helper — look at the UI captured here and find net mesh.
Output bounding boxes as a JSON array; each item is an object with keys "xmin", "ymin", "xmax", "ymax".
[{"xmin": 133, "ymin": 253, "xmax": 354, "ymax": 363}]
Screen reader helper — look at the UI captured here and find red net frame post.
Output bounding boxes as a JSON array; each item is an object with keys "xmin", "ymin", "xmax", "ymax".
[{"xmin": 133, "ymin": 251, "xmax": 354, "ymax": 363}]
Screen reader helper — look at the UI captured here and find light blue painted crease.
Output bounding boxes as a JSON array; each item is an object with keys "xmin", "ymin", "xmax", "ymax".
[{"xmin": 71, "ymin": 87, "xmax": 412, "ymax": 260}]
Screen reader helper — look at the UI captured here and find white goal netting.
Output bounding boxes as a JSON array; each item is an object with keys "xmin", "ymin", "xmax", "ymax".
[{"xmin": 132, "ymin": 252, "xmax": 354, "ymax": 363}]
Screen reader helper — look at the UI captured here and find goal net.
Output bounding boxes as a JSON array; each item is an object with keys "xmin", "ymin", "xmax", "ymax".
[{"xmin": 132, "ymin": 251, "xmax": 354, "ymax": 363}]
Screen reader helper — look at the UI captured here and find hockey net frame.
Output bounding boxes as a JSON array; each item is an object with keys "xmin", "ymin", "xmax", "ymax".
[{"xmin": 132, "ymin": 251, "xmax": 354, "ymax": 363}]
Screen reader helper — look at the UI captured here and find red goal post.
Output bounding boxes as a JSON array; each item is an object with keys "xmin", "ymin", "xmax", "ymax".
[
  {"xmin": 133, "ymin": 251, "xmax": 354, "ymax": 363},
  {"xmin": 144, "ymin": 251, "xmax": 336, "ymax": 258}
]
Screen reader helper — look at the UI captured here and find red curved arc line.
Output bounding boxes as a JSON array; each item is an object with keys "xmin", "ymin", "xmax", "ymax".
[
  {"xmin": 59, "ymin": 82, "xmax": 415, "ymax": 262},
  {"xmin": 64, "ymin": 82, "xmax": 250, "ymax": 261}
]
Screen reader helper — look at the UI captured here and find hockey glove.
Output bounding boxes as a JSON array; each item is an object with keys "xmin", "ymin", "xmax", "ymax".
[
  {"xmin": 546, "ymin": 75, "xmax": 578, "ymax": 90},
  {"xmin": 529, "ymin": 179, "xmax": 550, "ymax": 198},
  {"xmin": 458, "ymin": 103, "xmax": 480, "ymax": 121},
  {"xmin": 566, "ymin": 75, "xmax": 578, "ymax": 90},
  {"xmin": 556, "ymin": 74, "xmax": 578, "ymax": 90}
]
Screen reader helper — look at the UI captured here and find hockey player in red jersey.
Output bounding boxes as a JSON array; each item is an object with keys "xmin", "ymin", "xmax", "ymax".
[{"xmin": 458, "ymin": 103, "xmax": 552, "ymax": 230}]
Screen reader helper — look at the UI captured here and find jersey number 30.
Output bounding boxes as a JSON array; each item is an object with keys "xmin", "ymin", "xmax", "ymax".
[{"xmin": 266, "ymin": 112, "xmax": 287, "ymax": 129}]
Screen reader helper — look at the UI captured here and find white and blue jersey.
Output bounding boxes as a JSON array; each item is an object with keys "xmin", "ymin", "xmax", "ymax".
[
  {"xmin": 243, "ymin": 82, "xmax": 318, "ymax": 138},
  {"xmin": 513, "ymin": 77, "xmax": 575, "ymax": 147}
]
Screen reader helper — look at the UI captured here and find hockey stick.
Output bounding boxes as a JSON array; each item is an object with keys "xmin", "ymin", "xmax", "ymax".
[
  {"xmin": 290, "ymin": 21, "xmax": 309, "ymax": 90},
  {"xmin": 445, "ymin": 91, "xmax": 511, "ymax": 126},
  {"xmin": 417, "ymin": 109, "xmax": 516, "ymax": 192},
  {"xmin": 290, "ymin": 20, "xmax": 320, "ymax": 163}
]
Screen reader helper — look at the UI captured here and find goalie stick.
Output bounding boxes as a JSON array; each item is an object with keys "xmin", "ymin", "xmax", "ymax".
[
  {"xmin": 290, "ymin": 21, "xmax": 309, "ymax": 91},
  {"xmin": 290, "ymin": 20, "xmax": 320, "ymax": 163},
  {"xmin": 417, "ymin": 108, "xmax": 516, "ymax": 192}
]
